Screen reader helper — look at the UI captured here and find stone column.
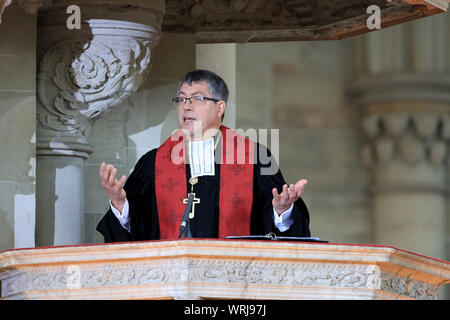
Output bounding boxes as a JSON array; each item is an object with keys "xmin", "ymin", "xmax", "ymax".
[
  {"xmin": 35, "ymin": 0, "xmax": 165, "ymax": 246},
  {"xmin": 196, "ymin": 43, "xmax": 237, "ymax": 129},
  {"xmin": 349, "ymin": 15, "xmax": 450, "ymax": 260},
  {"xmin": 355, "ymin": 91, "xmax": 449, "ymax": 259}
]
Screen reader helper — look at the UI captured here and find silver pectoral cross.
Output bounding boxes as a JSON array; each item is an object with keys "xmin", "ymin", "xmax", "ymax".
[{"xmin": 183, "ymin": 193, "xmax": 200, "ymax": 219}]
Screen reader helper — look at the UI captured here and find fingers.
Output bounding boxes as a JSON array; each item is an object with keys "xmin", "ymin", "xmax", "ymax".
[
  {"xmin": 119, "ymin": 175, "xmax": 126, "ymax": 188},
  {"xmin": 109, "ymin": 167, "xmax": 117, "ymax": 185},
  {"xmin": 273, "ymin": 180, "xmax": 308, "ymax": 207},
  {"xmin": 272, "ymin": 184, "xmax": 291, "ymax": 205},
  {"xmin": 99, "ymin": 162, "xmax": 108, "ymax": 186},
  {"xmin": 294, "ymin": 179, "xmax": 308, "ymax": 197},
  {"xmin": 99, "ymin": 162, "xmax": 126, "ymax": 190},
  {"xmin": 279, "ymin": 184, "xmax": 298, "ymax": 200},
  {"xmin": 288, "ymin": 184, "xmax": 296, "ymax": 199},
  {"xmin": 99, "ymin": 162, "xmax": 106, "ymax": 176},
  {"xmin": 113, "ymin": 175, "xmax": 126, "ymax": 193},
  {"xmin": 272, "ymin": 188, "xmax": 277, "ymax": 196},
  {"xmin": 99, "ymin": 162, "xmax": 107, "ymax": 184},
  {"xmin": 281, "ymin": 184, "xmax": 288, "ymax": 201},
  {"xmin": 272, "ymin": 187, "xmax": 280, "ymax": 199},
  {"xmin": 296, "ymin": 179, "xmax": 308, "ymax": 187},
  {"xmin": 100, "ymin": 162, "xmax": 114, "ymax": 185}
]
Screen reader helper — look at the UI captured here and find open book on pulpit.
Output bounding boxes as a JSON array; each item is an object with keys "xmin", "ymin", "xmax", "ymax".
[{"xmin": 225, "ymin": 232, "xmax": 329, "ymax": 243}]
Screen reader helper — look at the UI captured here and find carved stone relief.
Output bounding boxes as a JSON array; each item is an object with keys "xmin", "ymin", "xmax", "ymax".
[
  {"xmin": 349, "ymin": 75, "xmax": 450, "ymax": 169},
  {"xmin": 34, "ymin": 3, "xmax": 164, "ymax": 158},
  {"xmin": 37, "ymin": 36, "xmax": 154, "ymax": 138},
  {"xmin": 380, "ymin": 272, "xmax": 438, "ymax": 299},
  {"xmin": 359, "ymin": 109, "xmax": 450, "ymax": 167},
  {"xmin": 162, "ymin": 0, "xmax": 445, "ymax": 42},
  {"xmin": 1, "ymin": 259, "xmax": 439, "ymax": 300},
  {"xmin": 1, "ymin": 1, "xmax": 447, "ymax": 42}
]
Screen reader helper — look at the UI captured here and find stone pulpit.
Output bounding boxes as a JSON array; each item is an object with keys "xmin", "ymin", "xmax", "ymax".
[{"xmin": 0, "ymin": 239, "xmax": 448, "ymax": 300}]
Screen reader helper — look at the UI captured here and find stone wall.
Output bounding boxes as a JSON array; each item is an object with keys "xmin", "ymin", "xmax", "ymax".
[
  {"xmin": 235, "ymin": 40, "xmax": 370, "ymax": 244},
  {"xmin": 0, "ymin": 5, "xmax": 36, "ymax": 251}
]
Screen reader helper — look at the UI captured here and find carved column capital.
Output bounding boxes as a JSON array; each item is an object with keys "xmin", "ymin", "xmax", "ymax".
[
  {"xmin": 349, "ymin": 74, "xmax": 450, "ymax": 168},
  {"xmin": 36, "ymin": 1, "xmax": 165, "ymax": 159},
  {"xmin": 358, "ymin": 103, "xmax": 450, "ymax": 168}
]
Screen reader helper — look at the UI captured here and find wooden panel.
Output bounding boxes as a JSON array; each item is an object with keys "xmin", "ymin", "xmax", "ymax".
[{"xmin": 162, "ymin": 0, "xmax": 449, "ymax": 42}]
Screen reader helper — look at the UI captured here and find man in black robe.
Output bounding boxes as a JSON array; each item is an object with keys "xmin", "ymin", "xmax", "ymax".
[{"xmin": 97, "ymin": 70, "xmax": 310, "ymax": 242}]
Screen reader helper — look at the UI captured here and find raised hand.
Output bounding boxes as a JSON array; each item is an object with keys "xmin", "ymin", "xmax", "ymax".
[
  {"xmin": 272, "ymin": 179, "xmax": 308, "ymax": 215},
  {"xmin": 99, "ymin": 162, "xmax": 127, "ymax": 213}
]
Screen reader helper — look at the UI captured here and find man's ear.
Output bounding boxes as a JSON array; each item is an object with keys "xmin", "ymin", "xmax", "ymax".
[{"xmin": 217, "ymin": 101, "xmax": 226, "ymax": 119}]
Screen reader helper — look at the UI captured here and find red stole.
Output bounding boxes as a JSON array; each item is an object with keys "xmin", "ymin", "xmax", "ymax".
[{"xmin": 155, "ymin": 126, "xmax": 254, "ymax": 239}]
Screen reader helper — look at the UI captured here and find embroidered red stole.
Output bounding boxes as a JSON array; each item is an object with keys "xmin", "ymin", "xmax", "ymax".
[{"xmin": 155, "ymin": 126, "xmax": 254, "ymax": 239}]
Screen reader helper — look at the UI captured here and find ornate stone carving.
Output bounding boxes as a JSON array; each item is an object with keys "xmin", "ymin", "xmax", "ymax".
[
  {"xmin": 1, "ymin": 259, "xmax": 439, "ymax": 300},
  {"xmin": 380, "ymin": 272, "xmax": 438, "ymax": 300},
  {"xmin": 349, "ymin": 75, "xmax": 450, "ymax": 168},
  {"xmin": 37, "ymin": 36, "xmax": 153, "ymax": 137},
  {"xmin": 359, "ymin": 110, "xmax": 449, "ymax": 168},
  {"xmin": 36, "ymin": 12, "xmax": 162, "ymax": 158},
  {"xmin": 162, "ymin": 0, "xmax": 447, "ymax": 42},
  {"xmin": 2, "ymin": 240, "xmax": 448, "ymax": 300}
]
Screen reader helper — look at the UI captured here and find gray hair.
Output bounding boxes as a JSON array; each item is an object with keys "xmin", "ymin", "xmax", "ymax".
[{"xmin": 177, "ymin": 69, "xmax": 229, "ymax": 104}]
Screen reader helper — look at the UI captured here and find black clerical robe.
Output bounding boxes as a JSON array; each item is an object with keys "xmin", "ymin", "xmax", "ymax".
[{"xmin": 97, "ymin": 142, "xmax": 310, "ymax": 243}]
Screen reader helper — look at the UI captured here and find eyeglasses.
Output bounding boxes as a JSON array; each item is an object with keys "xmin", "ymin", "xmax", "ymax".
[{"xmin": 172, "ymin": 96, "xmax": 220, "ymax": 106}]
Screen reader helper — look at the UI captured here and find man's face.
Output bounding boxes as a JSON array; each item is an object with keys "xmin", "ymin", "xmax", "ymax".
[{"xmin": 177, "ymin": 81, "xmax": 225, "ymax": 139}]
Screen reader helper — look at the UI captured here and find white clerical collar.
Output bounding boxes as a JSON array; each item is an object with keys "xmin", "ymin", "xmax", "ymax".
[{"xmin": 188, "ymin": 137, "xmax": 215, "ymax": 179}]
